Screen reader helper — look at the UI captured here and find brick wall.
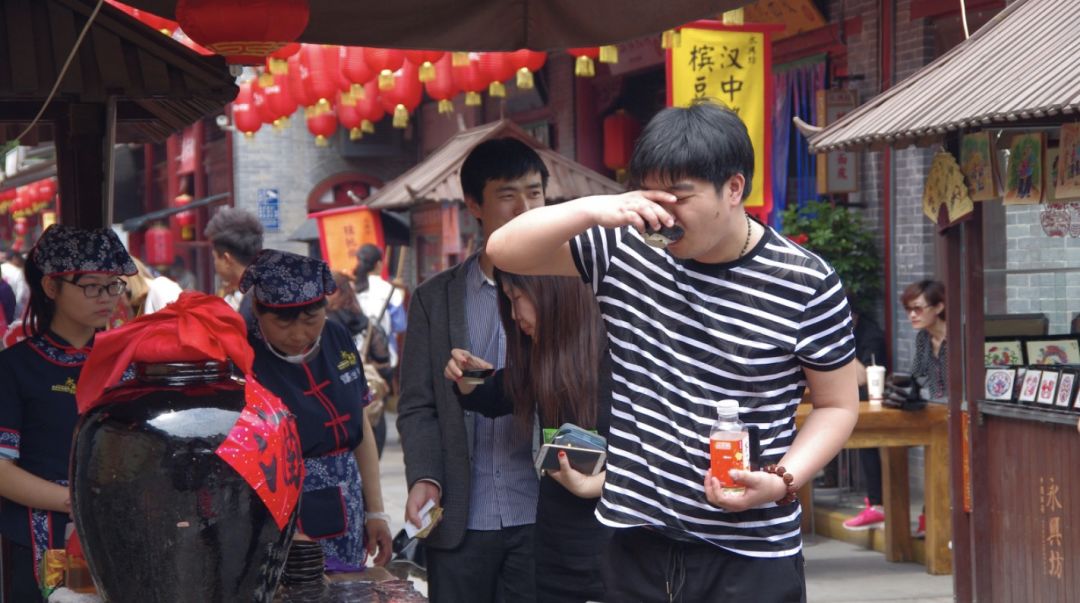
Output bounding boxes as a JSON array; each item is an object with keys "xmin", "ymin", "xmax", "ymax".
[
  {"xmin": 1004, "ymin": 205, "xmax": 1080, "ymax": 334},
  {"xmin": 231, "ymin": 112, "xmax": 414, "ymax": 256}
]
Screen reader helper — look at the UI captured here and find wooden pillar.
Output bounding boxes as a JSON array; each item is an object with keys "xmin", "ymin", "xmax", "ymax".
[
  {"xmin": 963, "ymin": 203, "xmax": 991, "ymax": 598},
  {"xmin": 54, "ymin": 103, "xmax": 107, "ymax": 228},
  {"xmin": 938, "ymin": 216, "xmax": 972, "ymax": 600}
]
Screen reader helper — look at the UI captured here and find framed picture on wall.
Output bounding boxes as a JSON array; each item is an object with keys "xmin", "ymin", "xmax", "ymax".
[
  {"xmin": 1054, "ymin": 370, "xmax": 1077, "ymax": 408},
  {"xmin": 984, "ymin": 368, "xmax": 1017, "ymax": 401},
  {"xmin": 1036, "ymin": 370, "xmax": 1060, "ymax": 405},
  {"xmin": 1018, "ymin": 369, "xmax": 1042, "ymax": 403},
  {"xmin": 984, "ymin": 338, "xmax": 1025, "ymax": 367},
  {"xmin": 1024, "ymin": 337, "xmax": 1080, "ymax": 365}
]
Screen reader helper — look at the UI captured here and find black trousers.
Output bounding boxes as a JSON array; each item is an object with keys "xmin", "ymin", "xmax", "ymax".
[
  {"xmin": 426, "ymin": 525, "xmax": 536, "ymax": 603},
  {"xmin": 601, "ymin": 528, "xmax": 806, "ymax": 603},
  {"xmin": 3, "ymin": 541, "xmax": 42, "ymax": 603},
  {"xmin": 859, "ymin": 448, "xmax": 884, "ymax": 506}
]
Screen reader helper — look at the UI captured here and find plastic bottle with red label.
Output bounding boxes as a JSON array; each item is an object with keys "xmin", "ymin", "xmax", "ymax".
[{"xmin": 709, "ymin": 399, "xmax": 750, "ymax": 493}]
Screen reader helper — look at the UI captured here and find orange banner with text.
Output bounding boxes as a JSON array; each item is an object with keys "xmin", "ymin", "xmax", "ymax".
[{"xmin": 314, "ymin": 207, "xmax": 385, "ymax": 276}]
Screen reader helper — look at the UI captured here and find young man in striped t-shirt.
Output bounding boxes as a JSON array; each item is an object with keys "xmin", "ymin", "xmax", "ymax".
[{"xmin": 488, "ymin": 101, "xmax": 859, "ymax": 602}]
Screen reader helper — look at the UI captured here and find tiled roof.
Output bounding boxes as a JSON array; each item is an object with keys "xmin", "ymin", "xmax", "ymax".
[
  {"xmin": 809, "ymin": 0, "xmax": 1080, "ymax": 152},
  {"xmin": 366, "ymin": 120, "xmax": 624, "ymax": 209}
]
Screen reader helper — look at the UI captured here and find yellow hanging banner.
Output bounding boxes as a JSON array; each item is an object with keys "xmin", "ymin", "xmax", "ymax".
[{"xmin": 667, "ymin": 22, "xmax": 780, "ymax": 214}]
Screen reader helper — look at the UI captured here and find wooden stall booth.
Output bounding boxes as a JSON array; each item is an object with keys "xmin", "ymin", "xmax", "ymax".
[{"xmin": 808, "ymin": 0, "xmax": 1080, "ymax": 600}]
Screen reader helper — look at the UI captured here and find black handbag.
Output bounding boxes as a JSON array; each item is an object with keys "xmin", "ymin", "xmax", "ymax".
[{"xmin": 883, "ymin": 372, "xmax": 929, "ymax": 411}]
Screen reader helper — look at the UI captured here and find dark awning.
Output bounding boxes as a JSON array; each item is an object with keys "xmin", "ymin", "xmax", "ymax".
[
  {"xmin": 116, "ymin": 0, "xmax": 746, "ymax": 51},
  {"xmin": 0, "ymin": 0, "xmax": 237, "ymax": 145}
]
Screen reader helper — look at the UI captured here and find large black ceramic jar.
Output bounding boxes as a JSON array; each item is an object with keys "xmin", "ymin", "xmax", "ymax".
[{"xmin": 70, "ymin": 361, "xmax": 297, "ymax": 602}]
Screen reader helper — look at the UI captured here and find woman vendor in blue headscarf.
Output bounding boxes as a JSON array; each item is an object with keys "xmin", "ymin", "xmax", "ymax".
[
  {"xmin": 0, "ymin": 225, "xmax": 136, "ymax": 601},
  {"xmin": 241, "ymin": 250, "xmax": 391, "ymax": 571}
]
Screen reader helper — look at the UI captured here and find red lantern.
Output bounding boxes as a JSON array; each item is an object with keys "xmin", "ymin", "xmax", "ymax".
[
  {"xmin": 173, "ymin": 194, "xmax": 196, "ymax": 241},
  {"xmin": 176, "ymin": 0, "xmax": 310, "ymax": 66},
  {"xmin": 337, "ymin": 92, "xmax": 364, "ymax": 140},
  {"xmin": 306, "ymin": 105, "xmax": 338, "ymax": 146},
  {"xmin": 232, "ymin": 81, "xmax": 262, "ymax": 137},
  {"xmin": 567, "ymin": 48, "xmax": 599, "ymax": 77},
  {"xmin": 326, "ymin": 46, "xmax": 352, "ymax": 93},
  {"xmin": 299, "ymin": 44, "xmax": 338, "ymax": 110},
  {"xmin": 37, "ymin": 178, "xmax": 57, "ymax": 204},
  {"xmin": 251, "ymin": 80, "xmax": 277, "ymax": 125},
  {"xmin": 404, "ymin": 50, "xmax": 445, "ymax": 83},
  {"xmin": 476, "ymin": 52, "xmax": 516, "ymax": 98},
  {"xmin": 363, "ymin": 48, "xmax": 406, "ymax": 91},
  {"xmin": 13, "ymin": 217, "xmax": 28, "ymax": 236},
  {"xmin": 144, "ymin": 223, "xmax": 174, "ymax": 267},
  {"xmin": 379, "ymin": 64, "xmax": 422, "ymax": 129},
  {"xmin": 424, "ymin": 55, "xmax": 459, "ymax": 115},
  {"xmin": 264, "ymin": 74, "xmax": 298, "ymax": 125},
  {"xmin": 354, "ymin": 82, "xmax": 385, "ymax": 133},
  {"xmin": 452, "ymin": 54, "xmax": 486, "ymax": 107},
  {"xmin": 507, "ymin": 49, "xmax": 547, "ymax": 89},
  {"xmin": 342, "ymin": 47, "xmax": 374, "ymax": 96},
  {"xmin": 271, "ymin": 43, "xmax": 301, "ymax": 60},
  {"xmin": 287, "ymin": 53, "xmax": 317, "ymax": 108},
  {"xmin": 603, "ymin": 110, "xmax": 641, "ymax": 181}
]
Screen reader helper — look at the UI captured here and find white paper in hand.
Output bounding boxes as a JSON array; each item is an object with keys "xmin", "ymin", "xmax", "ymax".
[{"xmin": 404, "ymin": 498, "xmax": 442, "ymax": 539}]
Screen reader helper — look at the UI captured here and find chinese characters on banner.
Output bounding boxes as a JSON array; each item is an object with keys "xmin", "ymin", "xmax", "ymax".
[
  {"xmin": 314, "ymin": 206, "xmax": 385, "ymax": 275},
  {"xmin": 1040, "ymin": 476, "xmax": 1064, "ymax": 581},
  {"xmin": 816, "ymin": 89, "xmax": 859, "ymax": 194},
  {"xmin": 668, "ymin": 22, "xmax": 780, "ymax": 215}
]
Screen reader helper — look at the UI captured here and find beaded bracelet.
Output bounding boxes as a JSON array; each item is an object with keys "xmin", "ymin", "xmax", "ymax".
[
  {"xmin": 762, "ymin": 464, "xmax": 798, "ymax": 505},
  {"xmin": 365, "ymin": 511, "xmax": 392, "ymax": 524}
]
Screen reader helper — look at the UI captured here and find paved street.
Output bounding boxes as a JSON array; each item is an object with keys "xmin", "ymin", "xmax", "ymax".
[{"xmin": 378, "ymin": 413, "xmax": 954, "ymax": 602}]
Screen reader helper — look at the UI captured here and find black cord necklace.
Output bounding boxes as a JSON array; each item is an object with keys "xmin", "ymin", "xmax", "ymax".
[{"xmin": 738, "ymin": 213, "xmax": 753, "ymax": 258}]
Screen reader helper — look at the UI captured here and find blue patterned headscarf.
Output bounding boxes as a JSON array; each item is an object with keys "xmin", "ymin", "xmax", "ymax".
[
  {"xmin": 239, "ymin": 250, "xmax": 337, "ymax": 308},
  {"xmin": 31, "ymin": 224, "xmax": 137, "ymax": 277}
]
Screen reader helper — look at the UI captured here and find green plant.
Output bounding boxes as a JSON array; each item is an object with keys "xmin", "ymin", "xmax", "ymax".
[{"xmin": 780, "ymin": 200, "xmax": 882, "ymax": 315}]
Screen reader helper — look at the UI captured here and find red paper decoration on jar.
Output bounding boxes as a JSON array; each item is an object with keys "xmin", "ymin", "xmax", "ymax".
[
  {"xmin": 363, "ymin": 48, "xmax": 406, "ymax": 91},
  {"xmin": 379, "ymin": 64, "xmax": 422, "ymax": 129},
  {"xmin": 404, "ymin": 50, "xmax": 445, "ymax": 83},
  {"xmin": 507, "ymin": 49, "xmax": 547, "ymax": 89},
  {"xmin": 175, "ymin": 0, "xmax": 310, "ymax": 66}
]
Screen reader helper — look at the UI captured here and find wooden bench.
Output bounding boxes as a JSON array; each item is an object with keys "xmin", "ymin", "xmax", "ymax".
[{"xmin": 796, "ymin": 402, "xmax": 951, "ymax": 575}]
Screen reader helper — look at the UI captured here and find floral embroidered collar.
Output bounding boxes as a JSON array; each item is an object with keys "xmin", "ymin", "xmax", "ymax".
[{"xmin": 28, "ymin": 330, "xmax": 93, "ymax": 367}]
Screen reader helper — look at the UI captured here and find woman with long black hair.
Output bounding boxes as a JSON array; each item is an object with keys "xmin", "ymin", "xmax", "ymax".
[
  {"xmin": 0, "ymin": 225, "xmax": 136, "ymax": 601},
  {"xmin": 444, "ymin": 270, "xmax": 612, "ymax": 602}
]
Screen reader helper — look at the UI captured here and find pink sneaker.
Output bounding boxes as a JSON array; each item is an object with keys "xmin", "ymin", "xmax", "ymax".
[
  {"xmin": 914, "ymin": 513, "xmax": 926, "ymax": 539},
  {"xmin": 843, "ymin": 499, "xmax": 885, "ymax": 530}
]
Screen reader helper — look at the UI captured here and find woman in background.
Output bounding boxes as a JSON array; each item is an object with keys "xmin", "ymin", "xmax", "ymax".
[{"xmin": 445, "ymin": 270, "xmax": 612, "ymax": 603}]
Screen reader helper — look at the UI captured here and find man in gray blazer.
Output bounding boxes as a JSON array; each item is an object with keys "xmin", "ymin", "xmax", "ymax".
[{"xmin": 397, "ymin": 138, "xmax": 549, "ymax": 602}]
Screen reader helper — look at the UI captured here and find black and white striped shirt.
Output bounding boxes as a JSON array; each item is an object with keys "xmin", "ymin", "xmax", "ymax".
[{"xmin": 571, "ymin": 223, "xmax": 855, "ymax": 558}]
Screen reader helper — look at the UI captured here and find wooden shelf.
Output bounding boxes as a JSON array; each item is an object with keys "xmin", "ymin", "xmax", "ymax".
[{"xmin": 978, "ymin": 399, "xmax": 1080, "ymax": 426}]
